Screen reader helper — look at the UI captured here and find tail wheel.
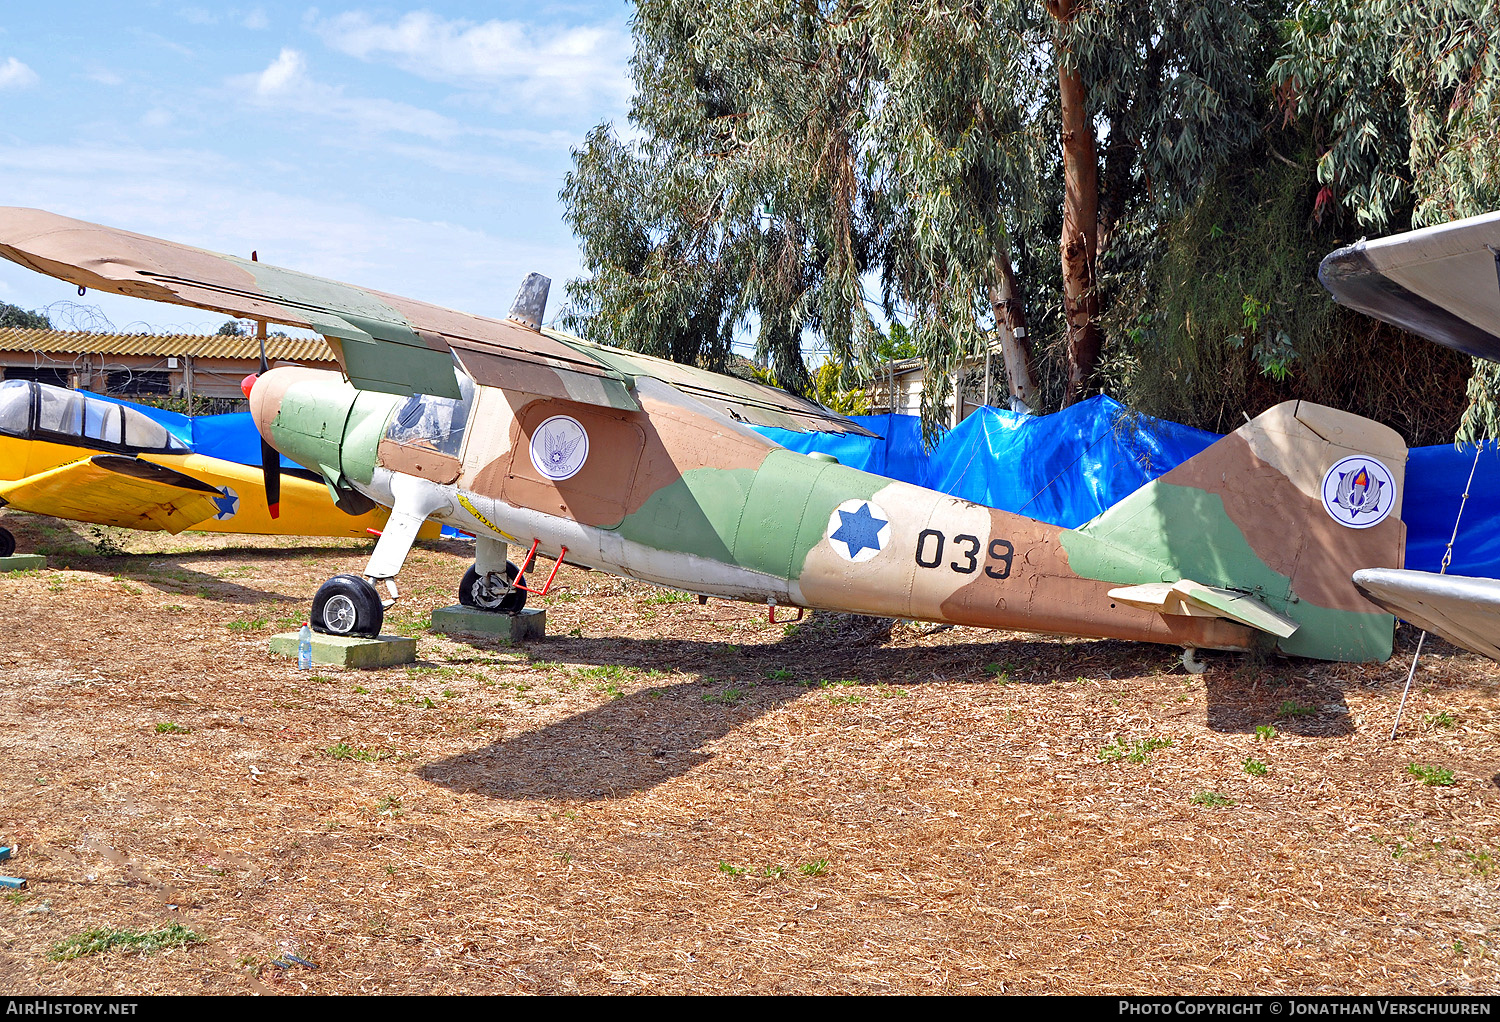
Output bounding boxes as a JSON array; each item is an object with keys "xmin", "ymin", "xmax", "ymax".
[
  {"xmin": 459, "ymin": 561, "xmax": 527, "ymax": 614},
  {"xmin": 0, "ymin": 527, "xmax": 14, "ymax": 558},
  {"xmin": 311, "ymin": 574, "xmax": 384, "ymax": 638}
]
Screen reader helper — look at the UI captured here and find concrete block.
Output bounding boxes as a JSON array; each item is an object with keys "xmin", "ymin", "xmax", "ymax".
[
  {"xmin": 268, "ymin": 632, "xmax": 416, "ymax": 669},
  {"xmin": 0, "ymin": 555, "xmax": 46, "ymax": 572},
  {"xmin": 431, "ymin": 605, "xmax": 546, "ymax": 642}
]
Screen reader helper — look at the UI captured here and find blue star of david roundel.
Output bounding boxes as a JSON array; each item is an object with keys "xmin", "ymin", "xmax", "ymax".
[
  {"xmin": 529, "ymin": 415, "xmax": 590, "ymax": 481},
  {"xmin": 826, "ymin": 499, "xmax": 891, "ymax": 563},
  {"xmin": 212, "ymin": 485, "xmax": 240, "ymax": 521}
]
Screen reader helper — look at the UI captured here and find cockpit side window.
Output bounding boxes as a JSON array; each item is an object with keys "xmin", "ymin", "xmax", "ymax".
[
  {"xmin": 36, "ymin": 386, "xmax": 84, "ymax": 435},
  {"xmin": 384, "ymin": 371, "xmax": 475, "ymax": 458},
  {"xmin": 84, "ymin": 398, "xmax": 123, "ymax": 445},
  {"xmin": 0, "ymin": 380, "xmax": 31, "ymax": 435},
  {"xmin": 23, "ymin": 382, "xmax": 189, "ymax": 453},
  {"xmin": 119, "ymin": 407, "xmax": 187, "ymax": 452}
]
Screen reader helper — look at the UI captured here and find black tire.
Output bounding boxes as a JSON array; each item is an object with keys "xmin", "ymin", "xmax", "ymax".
[
  {"xmin": 458, "ymin": 561, "xmax": 527, "ymax": 614},
  {"xmin": 0, "ymin": 527, "xmax": 14, "ymax": 558},
  {"xmin": 310, "ymin": 574, "xmax": 384, "ymax": 638}
]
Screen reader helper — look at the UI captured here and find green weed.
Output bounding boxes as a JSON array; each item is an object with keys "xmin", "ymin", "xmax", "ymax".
[
  {"xmin": 154, "ymin": 722, "xmax": 188, "ymax": 734},
  {"xmin": 325, "ymin": 742, "xmax": 391, "ymax": 763},
  {"xmin": 718, "ymin": 861, "xmax": 746, "ymax": 876},
  {"xmin": 1254, "ymin": 725, "xmax": 1276, "ymax": 741},
  {"xmin": 1276, "ymin": 700, "xmax": 1315, "ymax": 718},
  {"xmin": 1097, "ymin": 736, "xmax": 1174, "ymax": 764},
  {"xmin": 799, "ymin": 859, "xmax": 829, "ymax": 877},
  {"xmin": 49, "ymin": 924, "xmax": 201, "ymax": 961},
  {"xmin": 1424, "ymin": 711, "xmax": 1457, "ymax": 731},
  {"xmin": 702, "ymin": 687, "xmax": 744, "ymax": 706},
  {"xmin": 1406, "ymin": 763, "xmax": 1456, "ymax": 787},
  {"xmin": 766, "ymin": 667, "xmax": 794, "ymax": 681},
  {"xmin": 226, "ymin": 617, "xmax": 268, "ymax": 632},
  {"xmin": 1191, "ymin": 791, "xmax": 1234, "ymax": 808},
  {"xmin": 1243, "ymin": 758, "xmax": 1269, "ymax": 776}
]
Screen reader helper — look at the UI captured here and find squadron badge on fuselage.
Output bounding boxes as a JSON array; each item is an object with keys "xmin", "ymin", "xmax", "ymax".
[{"xmin": 530, "ymin": 415, "xmax": 589, "ymax": 481}]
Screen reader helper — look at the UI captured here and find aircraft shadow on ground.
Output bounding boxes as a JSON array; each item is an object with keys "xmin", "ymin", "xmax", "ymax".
[{"xmin": 418, "ymin": 630, "xmax": 1364, "ymax": 800}]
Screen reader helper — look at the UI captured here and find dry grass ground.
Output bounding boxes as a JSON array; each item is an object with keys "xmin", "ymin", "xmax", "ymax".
[{"xmin": 0, "ymin": 509, "xmax": 1497, "ymax": 995}]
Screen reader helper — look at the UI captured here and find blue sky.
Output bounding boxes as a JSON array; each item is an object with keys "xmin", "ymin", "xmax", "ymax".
[{"xmin": 0, "ymin": 2, "xmax": 634, "ymax": 333}]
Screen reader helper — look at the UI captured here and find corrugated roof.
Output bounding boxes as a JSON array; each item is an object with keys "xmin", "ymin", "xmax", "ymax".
[{"xmin": 0, "ymin": 327, "xmax": 335, "ymax": 363}]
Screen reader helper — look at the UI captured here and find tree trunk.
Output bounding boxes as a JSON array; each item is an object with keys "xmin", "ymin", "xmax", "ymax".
[
  {"xmin": 988, "ymin": 252, "xmax": 1038, "ymax": 413},
  {"xmin": 1051, "ymin": 0, "xmax": 1102, "ymax": 406}
]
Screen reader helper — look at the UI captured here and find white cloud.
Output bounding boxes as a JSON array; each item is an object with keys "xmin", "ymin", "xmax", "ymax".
[
  {"xmin": 0, "ymin": 142, "xmax": 582, "ymax": 331},
  {"xmin": 229, "ymin": 48, "xmax": 464, "ymax": 141},
  {"xmin": 0, "ymin": 57, "xmax": 39, "ymax": 90},
  {"xmin": 314, "ymin": 10, "xmax": 632, "ymax": 115}
]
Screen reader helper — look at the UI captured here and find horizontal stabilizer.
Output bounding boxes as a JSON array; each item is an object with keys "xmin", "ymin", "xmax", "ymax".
[
  {"xmin": 1352, "ymin": 568, "xmax": 1500, "ymax": 660},
  {"xmin": 1109, "ymin": 580, "xmax": 1300, "ymax": 639}
]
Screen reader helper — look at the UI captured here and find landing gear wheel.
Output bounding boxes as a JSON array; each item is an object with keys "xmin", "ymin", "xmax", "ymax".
[
  {"xmin": 0, "ymin": 527, "xmax": 13, "ymax": 558},
  {"xmin": 459, "ymin": 561, "xmax": 527, "ymax": 614},
  {"xmin": 311, "ymin": 574, "xmax": 384, "ymax": 638}
]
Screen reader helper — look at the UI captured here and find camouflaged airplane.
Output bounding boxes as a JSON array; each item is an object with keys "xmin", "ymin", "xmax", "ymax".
[{"xmin": 0, "ymin": 207, "xmax": 1410, "ymax": 665}]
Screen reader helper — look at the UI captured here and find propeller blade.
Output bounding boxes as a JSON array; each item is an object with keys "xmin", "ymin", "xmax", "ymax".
[
  {"xmin": 253, "ymin": 316, "xmax": 279, "ymax": 518},
  {"xmin": 261, "ymin": 435, "xmax": 281, "ymax": 519}
]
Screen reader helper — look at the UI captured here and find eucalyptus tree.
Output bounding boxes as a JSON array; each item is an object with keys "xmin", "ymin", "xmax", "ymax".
[
  {"xmin": 563, "ymin": 0, "xmax": 1280, "ymax": 418},
  {"xmin": 1272, "ymin": 0, "xmax": 1500, "ymax": 438}
]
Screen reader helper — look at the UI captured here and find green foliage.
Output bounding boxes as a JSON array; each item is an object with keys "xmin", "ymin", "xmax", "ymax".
[
  {"xmin": 155, "ymin": 722, "xmax": 188, "ymax": 734},
  {"xmin": 563, "ymin": 0, "xmax": 1277, "ymax": 423},
  {"xmin": 1243, "ymin": 758, "xmax": 1269, "ymax": 776},
  {"xmin": 1254, "ymin": 725, "xmax": 1276, "ymax": 742},
  {"xmin": 1191, "ymin": 791, "xmax": 1234, "ymax": 808},
  {"xmin": 0, "ymin": 301, "xmax": 50, "ymax": 329},
  {"xmin": 49, "ymin": 924, "xmax": 202, "ymax": 960},
  {"xmin": 1406, "ymin": 763, "xmax": 1456, "ymax": 787},
  {"xmin": 1274, "ymin": 0, "xmax": 1500, "ymax": 440},
  {"xmin": 1097, "ymin": 735, "xmax": 1174, "ymax": 764}
]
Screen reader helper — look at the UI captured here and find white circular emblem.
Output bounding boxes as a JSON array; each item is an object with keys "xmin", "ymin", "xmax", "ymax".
[
  {"xmin": 1320, "ymin": 456, "xmax": 1397, "ymax": 529},
  {"xmin": 529, "ymin": 415, "xmax": 589, "ymax": 481},
  {"xmin": 213, "ymin": 485, "xmax": 240, "ymax": 521},
  {"xmin": 826, "ymin": 499, "xmax": 891, "ymax": 562}
]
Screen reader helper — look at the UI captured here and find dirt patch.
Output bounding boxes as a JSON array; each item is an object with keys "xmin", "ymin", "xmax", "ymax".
[{"xmin": 1, "ymin": 510, "xmax": 1498, "ymax": 994}]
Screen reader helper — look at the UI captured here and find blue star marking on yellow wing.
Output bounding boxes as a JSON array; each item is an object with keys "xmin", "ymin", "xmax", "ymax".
[
  {"xmin": 831, "ymin": 502, "xmax": 888, "ymax": 559},
  {"xmin": 212, "ymin": 486, "xmax": 239, "ymax": 520}
]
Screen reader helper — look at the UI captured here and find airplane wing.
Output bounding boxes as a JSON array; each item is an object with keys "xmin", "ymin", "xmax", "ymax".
[
  {"xmin": 1319, "ymin": 210, "xmax": 1500, "ymax": 360},
  {"xmin": 0, "ymin": 207, "xmax": 875, "ymax": 436},
  {"xmin": 1351, "ymin": 568, "xmax": 1500, "ymax": 660},
  {"xmin": 0, "ymin": 454, "xmax": 224, "ymax": 534}
]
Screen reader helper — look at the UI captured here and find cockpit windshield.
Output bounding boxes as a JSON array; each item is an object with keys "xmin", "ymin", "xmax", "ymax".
[
  {"xmin": 384, "ymin": 370, "xmax": 475, "ymax": 457},
  {"xmin": 0, "ymin": 380, "xmax": 29, "ymax": 435},
  {"xmin": 0, "ymin": 380, "xmax": 189, "ymax": 453}
]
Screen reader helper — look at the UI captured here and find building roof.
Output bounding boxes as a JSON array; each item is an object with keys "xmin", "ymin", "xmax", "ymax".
[{"xmin": 0, "ymin": 327, "xmax": 335, "ymax": 363}]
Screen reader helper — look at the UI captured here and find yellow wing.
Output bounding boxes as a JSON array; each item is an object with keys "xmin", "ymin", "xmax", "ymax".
[{"xmin": 0, "ymin": 454, "xmax": 224, "ymax": 534}]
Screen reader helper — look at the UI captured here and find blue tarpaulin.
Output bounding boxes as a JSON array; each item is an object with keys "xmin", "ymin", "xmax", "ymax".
[{"xmin": 761, "ymin": 395, "xmax": 1500, "ymax": 579}]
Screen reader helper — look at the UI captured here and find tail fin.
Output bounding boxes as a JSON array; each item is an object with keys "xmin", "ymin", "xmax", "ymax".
[{"xmin": 1072, "ymin": 401, "xmax": 1407, "ymax": 661}]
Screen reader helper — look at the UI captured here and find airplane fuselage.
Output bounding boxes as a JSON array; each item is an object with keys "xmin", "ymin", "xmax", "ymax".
[{"xmin": 255, "ymin": 365, "xmax": 1283, "ymax": 653}]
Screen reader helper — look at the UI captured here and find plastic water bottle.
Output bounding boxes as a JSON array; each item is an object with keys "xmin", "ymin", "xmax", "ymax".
[{"xmin": 298, "ymin": 622, "xmax": 313, "ymax": 670}]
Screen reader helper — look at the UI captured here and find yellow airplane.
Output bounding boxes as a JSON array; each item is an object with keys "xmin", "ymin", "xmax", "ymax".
[{"xmin": 0, "ymin": 377, "xmax": 435, "ymax": 556}]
